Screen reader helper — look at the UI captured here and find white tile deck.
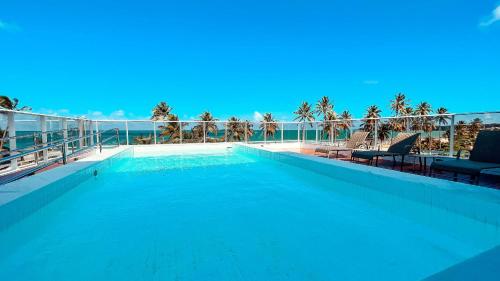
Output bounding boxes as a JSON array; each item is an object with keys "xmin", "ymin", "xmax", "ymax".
[{"xmin": 0, "ymin": 146, "xmax": 130, "ymax": 207}]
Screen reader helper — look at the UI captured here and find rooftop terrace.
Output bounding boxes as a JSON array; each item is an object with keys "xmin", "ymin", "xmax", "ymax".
[{"xmin": 0, "ymin": 108, "xmax": 499, "ymax": 187}]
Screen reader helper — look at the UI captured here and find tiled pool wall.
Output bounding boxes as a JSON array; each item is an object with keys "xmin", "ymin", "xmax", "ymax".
[
  {"xmin": 0, "ymin": 148, "xmax": 133, "ymax": 232},
  {"xmin": 131, "ymin": 143, "xmax": 234, "ymax": 158},
  {"xmin": 236, "ymin": 145, "xmax": 500, "ymax": 228}
]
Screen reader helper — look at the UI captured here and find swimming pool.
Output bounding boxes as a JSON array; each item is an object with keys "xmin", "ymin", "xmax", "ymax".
[{"xmin": 1, "ymin": 146, "xmax": 499, "ymax": 280}]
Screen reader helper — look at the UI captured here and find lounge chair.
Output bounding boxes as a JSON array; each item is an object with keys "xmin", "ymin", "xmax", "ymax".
[
  {"xmin": 314, "ymin": 131, "xmax": 370, "ymax": 158},
  {"xmin": 351, "ymin": 133, "xmax": 420, "ymax": 170},
  {"xmin": 430, "ymin": 130, "xmax": 500, "ymax": 184}
]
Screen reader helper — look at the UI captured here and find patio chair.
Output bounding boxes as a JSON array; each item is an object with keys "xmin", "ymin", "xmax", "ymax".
[
  {"xmin": 351, "ymin": 133, "xmax": 420, "ymax": 171},
  {"xmin": 314, "ymin": 131, "xmax": 370, "ymax": 158},
  {"xmin": 430, "ymin": 130, "xmax": 500, "ymax": 184}
]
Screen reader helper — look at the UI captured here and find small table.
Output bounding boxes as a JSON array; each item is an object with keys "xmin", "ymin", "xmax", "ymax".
[{"xmin": 408, "ymin": 154, "xmax": 452, "ymax": 175}]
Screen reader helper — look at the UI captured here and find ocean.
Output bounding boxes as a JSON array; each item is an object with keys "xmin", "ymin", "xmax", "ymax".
[{"xmin": 7, "ymin": 129, "xmax": 351, "ymax": 150}]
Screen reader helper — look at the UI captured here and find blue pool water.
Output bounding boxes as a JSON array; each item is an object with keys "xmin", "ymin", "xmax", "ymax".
[{"xmin": 0, "ymin": 149, "xmax": 499, "ymax": 280}]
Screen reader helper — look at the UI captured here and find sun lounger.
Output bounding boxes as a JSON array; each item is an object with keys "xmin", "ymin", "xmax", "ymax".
[
  {"xmin": 314, "ymin": 131, "xmax": 369, "ymax": 158},
  {"xmin": 351, "ymin": 133, "xmax": 420, "ymax": 170},
  {"xmin": 430, "ymin": 130, "xmax": 500, "ymax": 184}
]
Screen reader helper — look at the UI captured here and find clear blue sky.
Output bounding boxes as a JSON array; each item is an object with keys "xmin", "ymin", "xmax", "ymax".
[{"xmin": 1, "ymin": 0, "xmax": 499, "ymax": 120}]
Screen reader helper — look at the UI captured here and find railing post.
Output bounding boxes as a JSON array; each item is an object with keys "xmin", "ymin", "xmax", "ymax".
[
  {"xmin": 153, "ymin": 121, "xmax": 157, "ymax": 144},
  {"xmin": 449, "ymin": 115, "xmax": 455, "ymax": 157},
  {"xmin": 179, "ymin": 121, "xmax": 183, "ymax": 144},
  {"xmin": 203, "ymin": 122, "xmax": 206, "ymax": 143},
  {"xmin": 40, "ymin": 115, "xmax": 49, "ymax": 162},
  {"xmin": 329, "ymin": 122, "xmax": 333, "ymax": 144},
  {"xmin": 98, "ymin": 125, "xmax": 102, "ymax": 153},
  {"xmin": 264, "ymin": 122, "xmax": 267, "ymax": 144},
  {"xmin": 33, "ymin": 134, "xmax": 39, "ymax": 165},
  {"xmin": 333, "ymin": 122, "xmax": 337, "ymax": 144},
  {"xmin": 245, "ymin": 122, "xmax": 248, "ymax": 143},
  {"xmin": 89, "ymin": 120, "xmax": 94, "ymax": 146},
  {"xmin": 374, "ymin": 119, "xmax": 378, "ymax": 149},
  {"xmin": 48, "ymin": 119, "xmax": 52, "ymax": 142},
  {"xmin": 315, "ymin": 122, "xmax": 318, "ymax": 143},
  {"xmin": 224, "ymin": 122, "xmax": 228, "ymax": 143},
  {"xmin": 84, "ymin": 120, "xmax": 88, "ymax": 147},
  {"xmin": 302, "ymin": 123, "xmax": 305, "ymax": 143},
  {"xmin": 297, "ymin": 123, "xmax": 300, "ymax": 143},
  {"xmin": 78, "ymin": 119, "xmax": 84, "ymax": 148},
  {"xmin": 429, "ymin": 118, "xmax": 434, "ymax": 155},
  {"xmin": 125, "ymin": 121, "xmax": 129, "ymax": 145},
  {"xmin": 62, "ymin": 143, "xmax": 67, "ymax": 164},
  {"xmin": 94, "ymin": 121, "xmax": 100, "ymax": 144},
  {"xmin": 281, "ymin": 122, "xmax": 284, "ymax": 143},
  {"xmin": 7, "ymin": 112, "xmax": 18, "ymax": 171},
  {"xmin": 62, "ymin": 119, "xmax": 69, "ymax": 154}
]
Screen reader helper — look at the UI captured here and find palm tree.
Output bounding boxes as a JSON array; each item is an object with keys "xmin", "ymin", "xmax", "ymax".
[
  {"xmin": 150, "ymin": 101, "xmax": 172, "ymax": 121},
  {"xmin": 389, "ymin": 118, "xmax": 406, "ymax": 132},
  {"xmin": 401, "ymin": 106, "xmax": 413, "ymax": 116},
  {"xmin": 0, "ymin": 96, "xmax": 32, "ymax": 150},
  {"xmin": 315, "ymin": 96, "xmax": 336, "ymax": 141},
  {"xmin": 414, "ymin": 101, "xmax": 432, "ymax": 116},
  {"xmin": 390, "ymin": 93, "xmax": 409, "ymax": 116},
  {"xmin": 413, "ymin": 102, "xmax": 434, "ymax": 150},
  {"xmin": 340, "ymin": 110, "xmax": 352, "ymax": 123},
  {"xmin": 226, "ymin": 116, "xmax": 245, "ymax": 142},
  {"xmin": 411, "ymin": 102, "xmax": 432, "ymax": 130},
  {"xmin": 455, "ymin": 120, "xmax": 469, "ymax": 150},
  {"xmin": 361, "ymin": 105, "xmax": 381, "ymax": 146},
  {"xmin": 435, "ymin": 107, "xmax": 450, "ymax": 151},
  {"xmin": 193, "ymin": 111, "xmax": 218, "ymax": 141},
  {"xmin": 435, "ymin": 107, "xmax": 450, "ymax": 127},
  {"xmin": 320, "ymin": 111, "xmax": 339, "ymax": 141},
  {"xmin": 398, "ymin": 106, "xmax": 414, "ymax": 131},
  {"xmin": 361, "ymin": 105, "xmax": 381, "ymax": 133},
  {"xmin": 294, "ymin": 102, "xmax": 315, "ymax": 142},
  {"xmin": 0, "ymin": 96, "xmax": 31, "ymax": 111},
  {"xmin": 158, "ymin": 114, "xmax": 183, "ymax": 143},
  {"xmin": 421, "ymin": 119, "xmax": 436, "ymax": 151},
  {"xmin": 390, "ymin": 93, "xmax": 409, "ymax": 133},
  {"xmin": 469, "ymin": 118, "xmax": 483, "ymax": 139},
  {"xmin": 259, "ymin": 113, "xmax": 278, "ymax": 139},
  {"xmin": 150, "ymin": 101, "xmax": 182, "ymax": 143},
  {"xmin": 377, "ymin": 122, "xmax": 391, "ymax": 143},
  {"xmin": 338, "ymin": 110, "xmax": 353, "ymax": 138},
  {"xmin": 315, "ymin": 96, "xmax": 334, "ymax": 118},
  {"xmin": 243, "ymin": 120, "xmax": 254, "ymax": 141}
]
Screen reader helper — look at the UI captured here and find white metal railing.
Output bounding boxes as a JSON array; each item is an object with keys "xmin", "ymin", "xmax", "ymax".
[
  {"xmin": 0, "ymin": 127, "xmax": 120, "ymax": 184},
  {"xmin": 1, "ymin": 109, "xmax": 499, "ymax": 173}
]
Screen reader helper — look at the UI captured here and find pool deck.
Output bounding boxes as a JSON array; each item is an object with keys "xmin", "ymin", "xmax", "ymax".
[
  {"xmin": 239, "ymin": 142, "xmax": 499, "ymax": 188},
  {"xmin": 299, "ymin": 148, "xmax": 500, "ymax": 189},
  {"xmin": 0, "ymin": 146, "xmax": 130, "ymax": 207}
]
